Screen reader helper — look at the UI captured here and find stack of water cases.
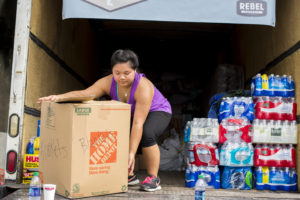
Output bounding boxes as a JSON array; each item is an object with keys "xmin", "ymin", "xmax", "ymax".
[
  {"xmin": 184, "ymin": 118, "xmax": 221, "ymax": 189},
  {"xmin": 251, "ymin": 73, "xmax": 298, "ymax": 191},
  {"xmin": 219, "ymin": 97, "xmax": 254, "ymax": 190}
]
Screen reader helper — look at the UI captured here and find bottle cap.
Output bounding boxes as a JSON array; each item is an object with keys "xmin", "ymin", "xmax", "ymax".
[
  {"xmin": 198, "ymin": 174, "xmax": 204, "ymax": 179},
  {"xmin": 33, "ymin": 172, "xmax": 39, "ymax": 176}
]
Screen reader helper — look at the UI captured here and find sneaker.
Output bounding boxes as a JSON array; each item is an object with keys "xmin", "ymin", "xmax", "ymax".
[
  {"xmin": 128, "ymin": 173, "xmax": 140, "ymax": 186},
  {"xmin": 140, "ymin": 175, "xmax": 161, "ymax": 192}
]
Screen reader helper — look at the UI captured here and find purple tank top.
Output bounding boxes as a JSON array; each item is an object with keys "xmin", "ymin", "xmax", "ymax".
[{"xmin": 110, "ymin": 72, "xmax": 172, "ymax": 116}]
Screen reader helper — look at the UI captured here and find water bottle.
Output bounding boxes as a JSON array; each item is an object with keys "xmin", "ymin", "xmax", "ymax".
[
  {"xmin": 261, "ymin": 74, "xmax": 269, "ymax": 95},
  {"xmin": 195, "ymin": 174, "xmax": 207, "ymax": 200},
  {"xmin": 268, "ymin": 74, "xmax": 275, "ymax": 96},
  {"xmin": 274, "ymin": 75, "xmax": 281, "ymax": 96},
  {"xmin": 288, "ymin": 75, "xmax": 295, "ymax": 97},
  {"xmin": 184, "ymin": 121, "xmax": 192, "ymax": 143},
  {"xmin": 254, "ymin": 73, "xmax": 263, "ymax": 96},
  {"xmin": 281, "ymin": 75, "xmax": 289, "ymax": 97},
  {"xmin": 29, "ymin": 172, "xmax": 41, "ymax": 200}
]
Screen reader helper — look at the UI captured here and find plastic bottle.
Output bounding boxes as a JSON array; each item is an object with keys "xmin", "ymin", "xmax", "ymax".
[
  {"xmin": 281, "ymin": 75, "xmax": 289, "ymax": 97},
  {"xmin": 288, "ymin": 75, "xmax": 295, "ymax": 97},
  {"xmin": 29, "ymin": 172, "xmax": 41, "ymax": 200},
  {"xmin": 195, "ymin": 174, "xmax": 207, "ymax": 200},
  {"xmin": 268, "ymin": 74, "xmax": 275, "ymax": 97},
  {"xmin": 254, "ymin": 73, "xmax": 263, "ymax": 96},
  {"xmin": 27, "ymin": 137, "xmax": 36, "ymax": 154},
  {"xmin": 261, "ymin": 74, "xmax": 269, "ymax": 95},
  {"xmin": 184, "ymin": 121, "xmax": 192, "ymax": 143},
  {"xmin": 33, "ymin": 120, "xmax": 40, "ymax": 155},
  {"xmin": 275, "ymin": 75, "xmax": 281, "ymax": 96}
]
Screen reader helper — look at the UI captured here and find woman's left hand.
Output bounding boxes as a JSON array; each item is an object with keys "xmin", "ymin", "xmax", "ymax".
[{"xmin": 128, "ymin": 153, "xmax": 135, "ymax": 175}]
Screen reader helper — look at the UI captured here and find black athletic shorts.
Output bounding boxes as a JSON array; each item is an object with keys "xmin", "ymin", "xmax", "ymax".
[{"xmin": 132, "ymin": 111, "xmax": 172, "ymax": 149}]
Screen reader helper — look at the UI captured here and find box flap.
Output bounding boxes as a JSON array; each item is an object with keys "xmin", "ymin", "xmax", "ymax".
[
  {"xmin": 55, "ymin": 95, "xmax": 95, "ymax": 103},
  {"xmin": 78, "ymin": 100, "xmax": 131, "ymax": 107}
]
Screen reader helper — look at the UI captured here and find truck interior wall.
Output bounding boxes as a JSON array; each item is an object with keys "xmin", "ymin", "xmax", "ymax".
[
  {"xmin": 19, "ymin": 0, "xmax": 99, "ymax": 181},
  {"xmin": 0, "ymin": 0, "xmax": 17, "ymax": 132},
  {"xmin": 233, "ymin": 0, "xmax": 300, "ymax": 190}
]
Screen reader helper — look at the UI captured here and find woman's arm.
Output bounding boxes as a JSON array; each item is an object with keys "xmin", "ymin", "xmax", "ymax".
[
  {"xmin": 37, "ymin": 75, "xmax": 112, "ymax": 103},
  {"xmin": 128, "ymin": 78, "xmax": 154, "ymax": 174}
]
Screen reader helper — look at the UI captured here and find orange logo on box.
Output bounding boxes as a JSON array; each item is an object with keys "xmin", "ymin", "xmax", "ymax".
[{"xmin": 89, "ymin": 132, "xmax": 117, "ymax": 165}]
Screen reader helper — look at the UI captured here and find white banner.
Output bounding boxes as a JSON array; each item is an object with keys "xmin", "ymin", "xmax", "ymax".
[{"xmin": 63, "ymin": 0, "xmax": 276, "ymax": 26}]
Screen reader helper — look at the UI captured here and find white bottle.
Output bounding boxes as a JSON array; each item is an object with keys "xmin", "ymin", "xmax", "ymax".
[
  {"xmin": 29, "ymin": 172, "xmax": 41, "ymax": 200},
  {"xmin": 195, "ymin": 174, "xmax": 207, "ymax": 200}
]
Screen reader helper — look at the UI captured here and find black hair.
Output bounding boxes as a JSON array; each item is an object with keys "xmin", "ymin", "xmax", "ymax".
[{"xmin": 111, "ymin": 49, "xmax": 139, "ymax": 70}]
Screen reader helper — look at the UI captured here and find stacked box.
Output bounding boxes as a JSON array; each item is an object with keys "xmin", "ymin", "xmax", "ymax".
[
  {"xmin": 251, "ymin": 73, "xmax": 297, "ymax": 191},
  {"xmin": 184, "ymin": 118, "xmax": 220, "ymax": 189},
  {"xmin": 218, "ymin": 97, "xmax": 254, "ymax": 190}
]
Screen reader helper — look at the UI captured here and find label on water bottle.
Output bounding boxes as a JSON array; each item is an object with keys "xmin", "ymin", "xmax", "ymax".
[
  {"xmin": 262, "ymin": 167, "xmax": 269, "ymax": 183},
  {"xmin": 29, "ymin": 186, "xmax": 41, "ymax": 197},
  {"xmin": 195, "ymin": 190, "xmax": 205, "ymax": 200},
  {"xmin": 271, "ymin": 128, "xmax": 281, "ymax": 136}
]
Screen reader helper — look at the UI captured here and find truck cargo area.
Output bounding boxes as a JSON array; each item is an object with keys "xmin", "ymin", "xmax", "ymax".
[{"xmin": 1, "ymin": 0, "xmax": 300, "ymax": 199}]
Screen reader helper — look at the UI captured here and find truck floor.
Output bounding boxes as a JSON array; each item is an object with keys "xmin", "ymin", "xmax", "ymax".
[{"xmin": 2, "ymin": 171, "xmax": 300, "ymax": 200}]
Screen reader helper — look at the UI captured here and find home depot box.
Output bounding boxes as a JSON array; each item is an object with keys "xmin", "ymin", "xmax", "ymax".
[{"xmin": 39, "ymin": 100, "xmax": 130, "ymax": 198}]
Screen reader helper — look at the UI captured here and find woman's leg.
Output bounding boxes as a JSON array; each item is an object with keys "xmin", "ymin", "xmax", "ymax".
[
  {"xmin": 140, "ymin": 111, "xmax": 171, "ymax": 181},
  {"xmin": 142, "ymin": 144, "xmax": 160, "ymax": 177}
]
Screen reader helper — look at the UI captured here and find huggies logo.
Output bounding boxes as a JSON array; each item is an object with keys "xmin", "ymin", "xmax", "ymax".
[
  {"xmin": 237, "ymin": 0, "xmax": 267, "ymax": 16},
  {"xmin": 83, "ymin": 0, "xmax": 146, "ymax": 12},
  {"xmin": 89, "ymin": 132, "xmax": 117, "ymax": 165}
]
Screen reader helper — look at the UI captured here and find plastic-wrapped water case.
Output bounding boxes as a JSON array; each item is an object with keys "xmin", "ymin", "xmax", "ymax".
[
  {"xmin": 188, "ymin": 142, "xmax": 219, "ymax": 166},
  {"xmin": 185, "ymin": 164, "xmax": 220, "ymax": 189},
  {"xmin": 189, "ymin": 118, "xmax": 219, "ymax": 143},
  {"xmin": 219, "ymin": 97, "xmax": 254, "ymax": 122},
  {"xmin": 221, "ymin": 167, "xmax": 252, "ymax": 190},
  {"xmin": 251, "ymin": 73, "xmax": 295, "ymax": 97},
  {"xmin": 254, "ymin": 97, "xmax": 296, "ymax": 121},
  {"xmin": 254, "ymin": 144, "xmax": 296, "ymax": 167},
  {"xmin": 255, "ymin": 167, "xmax": 297, "ymax": 191},
  {"xmin": 252, "ymin": 119, "xmax": 297, "ymax": 144},
  {"xmin": 220, "ymin": 142, "xmax": 254, "ymax": 167},
  {"xmin": 219, "ymin": 118, "xmax": 252, "ymax": 143}
]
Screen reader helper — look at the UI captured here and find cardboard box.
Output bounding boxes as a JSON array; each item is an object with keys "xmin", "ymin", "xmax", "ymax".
[
  {"xmin": 39, "ymin": 100, "xmax": 130, "ymax": 198},
  {"xmin": 22, "ymin": 154, "xmax": 39, "ymax": 184}
]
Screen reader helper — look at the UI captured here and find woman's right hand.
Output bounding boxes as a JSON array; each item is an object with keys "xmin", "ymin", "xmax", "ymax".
[{"xmin": 37, "ymin": 95, "xmax": 61, "ymax": 104}]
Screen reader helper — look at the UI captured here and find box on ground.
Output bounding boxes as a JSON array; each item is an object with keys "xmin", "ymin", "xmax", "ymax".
[{"xmin": 39, "ymin": 100, "xmax": 130, "ymax": 198}]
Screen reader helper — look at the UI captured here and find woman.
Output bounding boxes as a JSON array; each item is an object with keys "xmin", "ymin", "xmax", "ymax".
[{"xmin": 38, "ymin": 49, "xmax": 172, "ymax": 192}]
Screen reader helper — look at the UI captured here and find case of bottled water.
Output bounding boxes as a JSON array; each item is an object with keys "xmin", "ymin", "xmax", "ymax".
[
  {"xmin": 251, "ymin": 73, "xmax": 295, "ymax": 97},
  {"xmin": 255, "ymin": 167, "xmax": 297, "ymax": 191},
  {"xmin": 185, "ymin": 164, "xmax": 220, "ymax": 189},
  {"xmin": 189, "ymin": 118, "xmax": 219, "ymax": 143},
  {"xmin": 219, "ymin": 118, "xmax": 252, "ymax": 143},
  {"xmin": 188, "ymin": 142, "xmax": 219, "ymax": 166},
  {"xmin": 252, "ymin": 119, "xmax": 297, "ymax": 144},
  {"xmin": 220, "ymin": 141, "xmax": 254, "ymax": 167},
  {"xmin": 254, "ymin": 144, "xmax": 296, "ymax": 167},
  {"xmin": 219, "ymin": 97, "xmax": 254, "ymax": 122},
  {"xmin": 221, "ymin": 166, "xmax": 252, "ymax": 190},
  {"xmin": 254, "ymin": 97, "xmax": 296, "ymax": 121}
]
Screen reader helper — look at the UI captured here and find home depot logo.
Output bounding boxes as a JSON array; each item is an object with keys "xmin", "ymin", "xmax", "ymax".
[
  {"xmin": 83, "ymin": 0, "xmax": 146, "ymax": 12},
  {"xmin": 89, "ymin": 131, "xmax": 117, "ymax": 165},
  {"xmin": 237, "ymin": 0, "xmax": 267, "ymax": 16}
]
